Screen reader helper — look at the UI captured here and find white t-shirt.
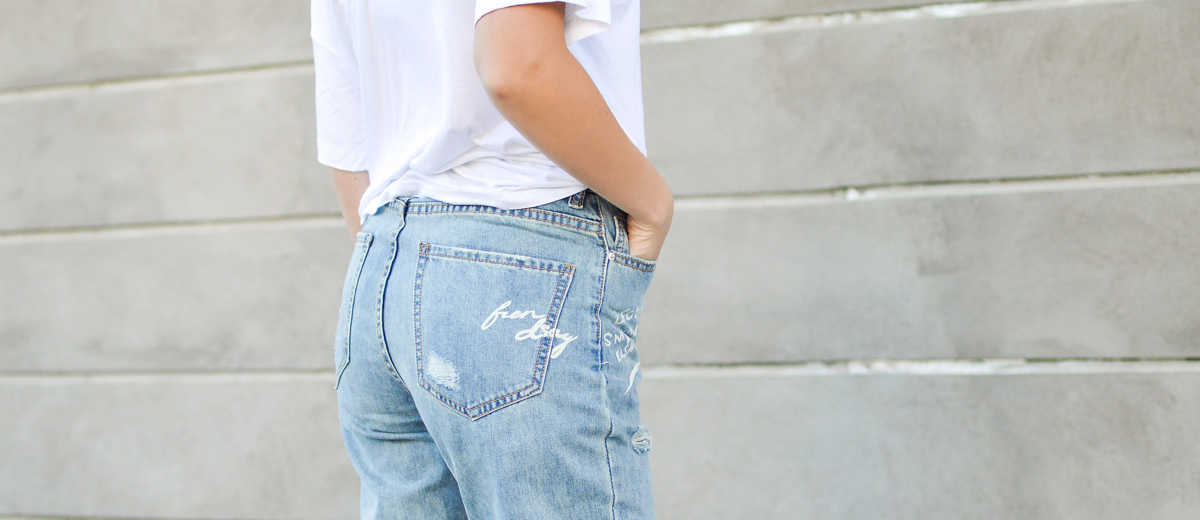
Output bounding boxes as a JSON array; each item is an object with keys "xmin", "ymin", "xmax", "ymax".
[{"xmin": 311, "ymin": 0, "xmax": 646, "ymax": 223}]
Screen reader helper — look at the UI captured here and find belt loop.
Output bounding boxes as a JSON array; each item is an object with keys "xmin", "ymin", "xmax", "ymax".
[
  {"xmin": 568, "ymin": 190, "xmax": 587, "ymax": 209},
  {"xmin": 392, "ymin": 197, "xmax": 411, "ymax": 236}
]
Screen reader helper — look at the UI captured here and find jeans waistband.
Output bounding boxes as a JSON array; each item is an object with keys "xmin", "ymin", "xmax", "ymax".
[{"xmin": 380, "ymin": 190, "xmax": 627, "ymax": 250}]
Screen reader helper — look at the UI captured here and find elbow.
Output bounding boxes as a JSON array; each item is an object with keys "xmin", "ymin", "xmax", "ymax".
[
  {"xmin": 479, "ymin": 70, "xmax": 530, "ymax": 105},
  {"xmin": 473, "ymin": 2, "xmax": 569, "ymax": 107},
  {"xmin": 475, "ymin": 50, "xmax": 551, "ymax": 106}
]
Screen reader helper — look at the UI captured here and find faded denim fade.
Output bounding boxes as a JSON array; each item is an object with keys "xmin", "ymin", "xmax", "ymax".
[{"xmin": 334, "ymin": 189, "xmax": 656, "ymax": 520}]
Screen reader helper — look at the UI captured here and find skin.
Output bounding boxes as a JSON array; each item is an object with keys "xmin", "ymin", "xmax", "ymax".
[
  {"xmin": 331, "ymin": 168, "xmax": 369, "ymax": 235},
  {"xmin": 331, "ymin": 1, "xmax": 673, "ymax": 260}
]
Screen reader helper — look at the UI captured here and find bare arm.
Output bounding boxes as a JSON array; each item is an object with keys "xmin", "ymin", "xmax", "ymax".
[
  {"xmin": 331, "ymin": 168, "xmax": 370, "ymax": 236},
  {"xmin": 474, "ymin": 3, "xmax": 673, "ymax": 260}
]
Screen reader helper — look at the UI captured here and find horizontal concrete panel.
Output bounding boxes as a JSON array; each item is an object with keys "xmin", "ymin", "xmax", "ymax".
[
  {"xmin": 0, "ymin": 222, "xmax": 350, "ymax": 373},
  {"xmin": 0, "ymin": 0, "xmax": 312, "ymax": 90},
  {"xmin": 641, "ymin": 372, "xmax": 1200, "ymax": 520},
  {"xmin": 0, "ymin": 375, "xmax": 357, "ymax": 519},
  {"xmin": 642, "ymin": 0, "xmax": 919, "ymax": 29},
  {"xmin": 643, "ymin": 0, "xmax": 1200, "ymax": 196},
  {"xmin": 7, "ymin": 370, "xmax": 1195, "ymax": 520},
  {"xmin": 0, "ymin": 69, "xmax": 338, "ymax": 232},
  {"xmin": 638, "ymin": 181, "xmax": 1200, "ymax": 364},
  {"xmin": 7, "ymin": 180, "xmax": 1199, "ymax": 373}
]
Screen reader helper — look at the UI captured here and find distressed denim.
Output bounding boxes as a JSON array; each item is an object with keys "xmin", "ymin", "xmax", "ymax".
[{"xmin": 335, "ymin": 190, "xmax": 656, "ymax": 520}]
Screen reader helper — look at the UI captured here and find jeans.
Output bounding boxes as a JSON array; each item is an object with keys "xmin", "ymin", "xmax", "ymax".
[{"xmin": 335, "ymin": 190, "xmax": 656, "ymax": 519}]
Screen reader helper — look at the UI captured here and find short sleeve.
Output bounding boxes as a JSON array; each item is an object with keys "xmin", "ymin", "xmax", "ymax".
[
  {"xmin": 312, "ymin": 0, "xmax": 367, "ymax": 171},
  {"xmin": 475, "ymin": 0, "xmax": 612, "ymax": 45}
]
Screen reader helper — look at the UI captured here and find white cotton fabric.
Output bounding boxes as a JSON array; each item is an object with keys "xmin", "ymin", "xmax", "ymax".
[{"xmin": 312, "ymin": 0, "xmax": 645, "ymax": 223}]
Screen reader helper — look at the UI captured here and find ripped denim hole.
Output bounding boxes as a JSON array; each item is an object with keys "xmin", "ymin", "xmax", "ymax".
[
  {"xmin": 425, "ymin": 351, "xmax": 461, "ymax": 390},
  {"xmin": 631, "ymin": 425, "xmax": 652, "ymax": 454}
]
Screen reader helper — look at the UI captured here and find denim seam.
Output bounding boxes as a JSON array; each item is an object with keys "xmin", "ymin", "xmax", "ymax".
[
  {"xmin": 613, "ymin": 215, "xmax": 628, "ymax": 254},
  {"xmin": 610, "ymin": 252, "xmax": 656, "ymax": 272},
  {"xmin": 422, "ymin": 252, "xmax": 575, "ymax": 274},
  {"xmin": 412, "ymin": 247, "xmax": 427, "ymax": 399},
  {"xmin": 404, "ymin": 204, "xmax": 603, "ymax": 234},
  {"xmin": 413, "ymin": 208, "xmax": 601, "ymax": 231},
  {"xmin": 377, "ymin": 204, "xmax": 409, "ymax": 389},
  {"xmin": 414, "ymin": 243, "xmax": 577, "ymax": 420},
  {"xmin": 597, "ymin": 250, "xmax": 619, "ymax": 520},
  {"xmin": 335, "ymin": 233, "xmax": 373, "ymax": 389},
  {"xmin": 598, "ymin": 203, "xmax": 616, "ymax": 252},
  {"xmin": 605, "ymin": 417, "xmax": 617, "ymax": 520},
  {"xmin": 407, "ymin": 202, "xmax": 600, "ymax": 221},
  {"xmin": 418, "ymin": 268, "xmax": 572, "ymax": 418},
  {"xmin": 406, "ymin": 200, "xmax": 595, "ymax": 216}
]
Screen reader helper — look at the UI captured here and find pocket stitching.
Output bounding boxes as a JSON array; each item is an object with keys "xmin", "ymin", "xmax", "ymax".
[
  {"xmin": 423, "ymin": 252, "xmax": 573, "ymax": 274},
  {"xmin": 610, "ymin": 250, "xmax": 656, "ymax": 272},
  {"xmin": 407, "ymin": 203, "xmax": 604, "ymax": 235},
  {"xmin": 414, "ymin": 243, "xmax": 576, "ymax": 420},
  {"xmin": 608, "ymin": 214, "xmax": 656, "ymax": 270}
]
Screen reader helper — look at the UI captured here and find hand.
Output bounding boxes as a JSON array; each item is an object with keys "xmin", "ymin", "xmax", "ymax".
[
  {"xmin": 474, "ymin": 4, "xmax": 674, "ymax": 260},
  {"xmin": 625, "ymin": 197, "xmax": 673, "ymax": 262}
]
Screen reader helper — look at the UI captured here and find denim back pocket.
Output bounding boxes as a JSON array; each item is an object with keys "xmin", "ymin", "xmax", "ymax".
[
  {"xmin": 335, "ymin": 231, "xmax": 374, "ymax": 389},
  {"xmin": 414, "ymin": 243, "xmax": 575, "ymax": 420}
]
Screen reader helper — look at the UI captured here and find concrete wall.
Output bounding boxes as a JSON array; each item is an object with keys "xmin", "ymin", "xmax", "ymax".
[{"xmin": 2, "ymin": 0, "xmax": 1198, "ymax": 518}]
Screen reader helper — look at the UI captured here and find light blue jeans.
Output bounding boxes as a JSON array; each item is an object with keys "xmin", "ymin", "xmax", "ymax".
[{"xmin": 335, "ymin": 190, "xmax": 656, "ymax": 519}]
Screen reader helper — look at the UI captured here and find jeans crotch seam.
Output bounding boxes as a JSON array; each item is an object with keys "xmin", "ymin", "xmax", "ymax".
[{"xmin": 376, "ymin": 199, "xmax": 409, "ymax": 389}]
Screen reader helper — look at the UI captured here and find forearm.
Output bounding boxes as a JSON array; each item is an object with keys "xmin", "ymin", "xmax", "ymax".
[
  {"xmin": 331, "ymin": 168, "xmax": 370, "ymax": 236},
  {"xmin": 474, "ymin": 4, "xmax": 673, "ymax": 234}
]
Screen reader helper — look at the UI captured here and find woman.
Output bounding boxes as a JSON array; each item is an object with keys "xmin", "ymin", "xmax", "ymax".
[{"xmin": 313, "ymin": 1, "xmax": 671, "ymax": 518}]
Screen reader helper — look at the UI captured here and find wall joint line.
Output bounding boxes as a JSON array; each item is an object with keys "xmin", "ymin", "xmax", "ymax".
[
  {"xmin": 643, "ymin": 357, "xmax": 1200, "ymax": 378},
  {"xmin": 641, "ymin": 0, "xmax": 1157, "ymax": 44}
]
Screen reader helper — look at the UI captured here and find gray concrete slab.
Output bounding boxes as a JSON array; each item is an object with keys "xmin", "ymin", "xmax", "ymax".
[
  {"xmin": 6, "ymin": 181, "xmax": 1199, "ymax": 373},
  {"xmin": 0, "ymin": 0, "xmax": 312, "ymax": 90},
  {"xmin": 643, "ymin": 0, "xmax": 1200, "ymax": 196},
  {"xmin": 3, "ymin": 371, "xmax": 1196, "ymax": 519},
  {"xmin": 639, "ymin": 181, "xmax": 1200, "ymax": 364},
  {"xmin": 0, "ymin": 0, "xmax": 940, "ymax": 89},
  {"xmin": 0, "ymin": 374, "xmax": 357, "ymax": 520},
  {"xmin": 640, "ymin": 372, "xmax": 1200, "ymax": 520},
  {"xmin": 642, "ymin": 0, "xmax": 920, "ymax": 29},
  {"xmin": 0, "ymin": 69, "xmax": 337, "ymax": 233},
  {"xmin": 0, "ymin": 222, "xmax": 350, "ymax": 373}
]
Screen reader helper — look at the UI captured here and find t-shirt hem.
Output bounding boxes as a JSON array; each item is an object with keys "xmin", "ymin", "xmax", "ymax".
[
  {"xmin": 317, "ymin": 147, "xmax": 367, "ymax": 172},
  {"xmin": 474, "ymin": 0, "xmax": 611, "ymax": 44}
]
